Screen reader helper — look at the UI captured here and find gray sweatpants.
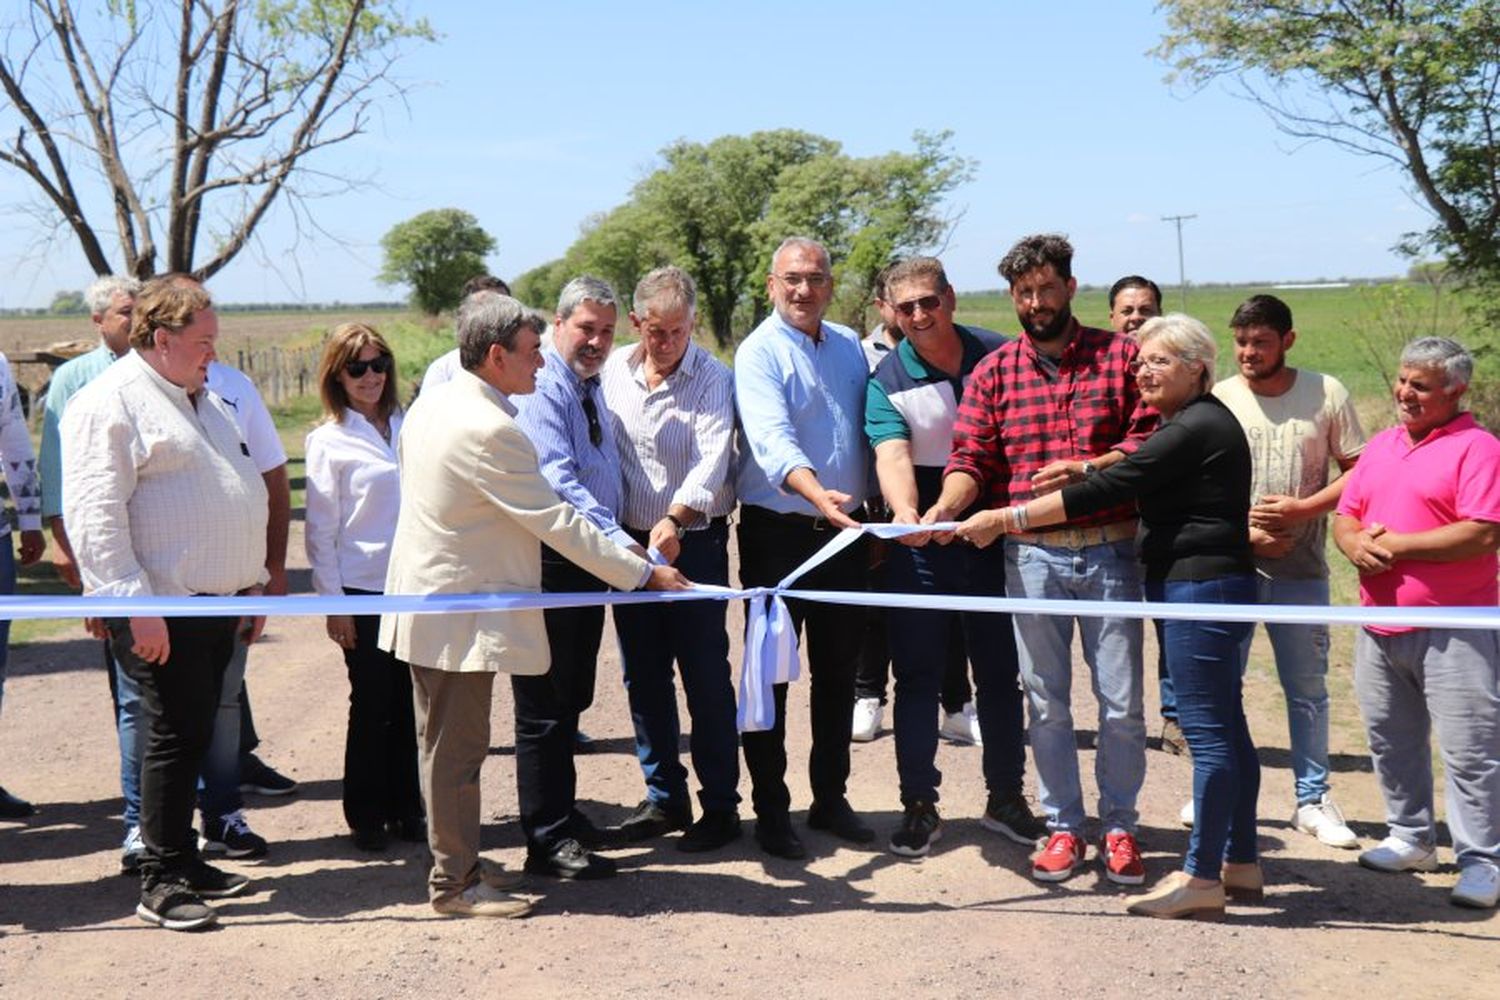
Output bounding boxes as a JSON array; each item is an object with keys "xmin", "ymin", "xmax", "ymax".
[{"xmin": 1355, "ymin": 627, "xmax": 1500, "ymax": 868}]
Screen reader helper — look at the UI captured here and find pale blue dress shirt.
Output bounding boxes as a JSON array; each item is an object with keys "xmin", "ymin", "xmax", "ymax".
[
  {"xmin": 512, "ymin": 347, "xmax": 635, "ymax": 549},
  {"xmin": 733, "ymin": 312, "xmax": 870, "ymax": 515}
]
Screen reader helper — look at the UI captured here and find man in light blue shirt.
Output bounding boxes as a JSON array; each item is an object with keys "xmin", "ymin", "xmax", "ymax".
[
  {"xmin": 734, "ymin": 236, "xmax": 873, "ymax": 860},
  {"xmin": 510, "ymin": 276, "xmax": 644, "ymax": 880}
]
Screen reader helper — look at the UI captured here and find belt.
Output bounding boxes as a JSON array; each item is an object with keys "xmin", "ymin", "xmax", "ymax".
[
  {"xmin": 1010, "ymin": 520, "xmax": 1137, "ymax": 549},
  {"xmin": 625, "ymin": 515, "xmax": 730, "ymax": 536},
  {"xmin": 745, "ymin": 505, "xmax": 864, "ymax": 533}
]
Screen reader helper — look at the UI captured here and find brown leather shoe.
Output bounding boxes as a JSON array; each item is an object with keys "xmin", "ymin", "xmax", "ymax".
[
  {"xmin": 1125, "ymin": 870, "xmax": 1225, "ymax": 921},
  {"xmin": 432, "ymin": 883, "xmax": 533, "ymax": 919},
  {"xmin": 1222, "ymin": 861, "xmax": 1264, "ymax": 903}
]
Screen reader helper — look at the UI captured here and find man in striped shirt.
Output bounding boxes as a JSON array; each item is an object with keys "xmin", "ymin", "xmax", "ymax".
[
  {"xmin": 928, "ymin": 233, "xmax": 1154, "ymax": 885},
  {"xmin": 601, "ymin": 266, "xmax": 741, "ymax": 853}
]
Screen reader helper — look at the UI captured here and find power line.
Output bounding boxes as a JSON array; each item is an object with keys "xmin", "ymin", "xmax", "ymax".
[{"xmin": 1161, "ymin": 213, "xmax": 1197, "ymax": 311}]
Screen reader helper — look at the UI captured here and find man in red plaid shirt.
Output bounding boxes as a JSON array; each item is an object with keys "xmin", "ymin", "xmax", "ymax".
[{"xmin": 926, "ymin": 233, "xmax": 1155, "ymax": 886}]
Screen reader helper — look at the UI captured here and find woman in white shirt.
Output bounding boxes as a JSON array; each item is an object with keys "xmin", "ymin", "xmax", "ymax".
[{"xmin": 304, "ymin": 323, "xmax": 420, "ymax": 852}]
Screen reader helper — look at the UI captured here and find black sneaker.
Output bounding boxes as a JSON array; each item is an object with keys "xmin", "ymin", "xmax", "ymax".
[
  {"xmin": 677, "ymin": 810, "xmax": 742, "ymax": 853},
  {"xmin": 238, "ymin": 754, "xmax": 298, "ymax": 796},
  {"xmin": 200, "ymin": 810, "xmax": 269, "ymax": 859},
  {"xmin": 137, "ymin": 878, "xmax": 217, "ymax": 931},
  {"xmin": 611, "ymin": 799, "xmax": 692, "ymax": 843},
  {"xmin": 182, "ymin": 857, "xmax": 252, "ymax": 899},
  {"xmin": 980, "ymin": 790, "xmax": 1046, "ymax": 846},
  {"xmin": 889, "ymin": 801, "xmax": 942, "ymax": 858}
]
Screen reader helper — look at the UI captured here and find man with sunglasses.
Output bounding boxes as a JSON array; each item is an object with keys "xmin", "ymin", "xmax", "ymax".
[
  {"xmin": 734, "ymin": 236, "xmax": 872, "ymax": 860},
  {"xmin": 511, "ymin": 275, "xmax": 642, "ymax": 880},
  {"xmin": 929, "ymin": 233, "xmax": 1155, "ymax": 885},
  {"xmin": 865, "ymin": 256, "xmax": 1042, "ymax": 857}
]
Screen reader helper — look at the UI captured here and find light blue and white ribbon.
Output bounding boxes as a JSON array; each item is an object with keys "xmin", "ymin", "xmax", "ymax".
[{"xmin": 5, "ymin": 523, "xmax": 1496, "ymax": 734}]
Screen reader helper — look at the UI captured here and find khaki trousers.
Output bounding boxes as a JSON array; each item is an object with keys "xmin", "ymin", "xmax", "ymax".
[{"xmin": 412, "ymin": 665, "xmax": 495, "ymax": 901}]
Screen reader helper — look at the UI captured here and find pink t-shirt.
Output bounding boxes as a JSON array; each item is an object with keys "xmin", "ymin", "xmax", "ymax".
[{"xmin": 1336, "ymin": 412, "xmax": 1500, "ymax": 633}]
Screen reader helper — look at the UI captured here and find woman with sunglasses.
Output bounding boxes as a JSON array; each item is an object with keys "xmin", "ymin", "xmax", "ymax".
[
  {"xmin": 304, "ymin": 323, "xmax": 423, "ymax": 851},
  {"xmin": 956, "ymin": 313, "xmax": 1259, "ymax": 921}
]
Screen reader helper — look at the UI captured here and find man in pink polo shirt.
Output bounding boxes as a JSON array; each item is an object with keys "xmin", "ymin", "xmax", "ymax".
[{"xmin": 1333, "ymin": 336, "xmax": 1500, "ymax": 910}]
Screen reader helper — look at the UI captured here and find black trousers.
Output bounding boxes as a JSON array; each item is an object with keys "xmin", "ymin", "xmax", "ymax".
[
  {"xmin": 737, "ymin": 505, "xmax": 868, "ymax": 820},
  {"xmin": 109, "ymin": 616, "xmax": 237, "ymax": 880},
  {"xmin": 341, "ymin": 589, "xmax": 423, "ymax": 831},
  {"xmin": 511, "ymin": 548, "xmax": 609, "ymax": 852}
]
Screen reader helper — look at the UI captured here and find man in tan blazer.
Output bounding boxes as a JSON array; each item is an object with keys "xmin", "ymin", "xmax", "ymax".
[{"xmin": 380, "ymin": 293, "xmax": 689, "ymax": 918}]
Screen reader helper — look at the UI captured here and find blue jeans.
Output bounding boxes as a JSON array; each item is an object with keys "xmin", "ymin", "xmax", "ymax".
[
  {"xmin": 885, "ymin": 539, "xmax": 1024, "ymax": 805},
  {"xmin": 198, "ymin": 638, "xmax": 249, "ymax": 821},
  {"xmin": 1238, "ymin": 575, "xmax": 1331, "ymax": 805},
  {"xmin": 113, "ymin": 645, "xmax": 144, "ymax": 830},
  {"xmin": 613, "ymin": 522, "xmax": 740, "ymax": 813},
  {"xmin": 1149, "ymin": 574, "xmax": 1260, "ymax": 878},
  {"xmin": 1005, "ymin": 538, "xmax": 1145, "ymax": 834}
]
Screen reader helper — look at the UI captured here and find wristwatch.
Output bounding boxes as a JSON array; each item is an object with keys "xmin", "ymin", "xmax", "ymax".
[
  {"xmin": 1081, "ymin": 460, "xmax": 1097, "ymax": 477},
  {"xmin": 664, "ymin": 513, "xmax": 686, "ymax": 538}
]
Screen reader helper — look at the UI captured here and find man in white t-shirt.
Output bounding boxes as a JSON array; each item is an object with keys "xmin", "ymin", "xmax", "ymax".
[
  {"xmin": 1213, "ymin": 293, "xmax": 1365, "ymax": 849},
  {"xmin": 420, "ymin": 275, "xmax": 511, "ymax": 394}
]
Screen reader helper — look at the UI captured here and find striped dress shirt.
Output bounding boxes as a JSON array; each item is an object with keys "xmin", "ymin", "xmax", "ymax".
[
  {"xmin": 600, "ymin": 341, "xmax": 736, "ymax": 532},
  {"xmin": 511, "ymin": 347, "xmax": 634, "ymax": 549}
]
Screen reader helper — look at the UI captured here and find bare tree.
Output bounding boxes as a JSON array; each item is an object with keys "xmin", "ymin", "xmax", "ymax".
[{"xmin": 0, "ymin": 0, "xmax": 432, "ymax": 280}]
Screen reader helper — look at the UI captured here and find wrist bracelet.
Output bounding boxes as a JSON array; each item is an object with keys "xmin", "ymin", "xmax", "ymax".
[{"xmin": 1011, "ymin": 505, "xmax": 1030, "ymax": 532}]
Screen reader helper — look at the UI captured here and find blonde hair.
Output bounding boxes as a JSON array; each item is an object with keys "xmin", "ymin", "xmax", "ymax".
[
  {"xmin": 1138, "ymin": 313, "xmax": 1217, "ymax": 393},
  {"xmin": 317, "ymin": 323, "xmax": 399, "ymax": 421}
]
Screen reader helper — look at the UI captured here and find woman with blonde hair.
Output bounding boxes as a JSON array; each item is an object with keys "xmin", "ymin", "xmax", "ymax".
[{"xmin": 304, "ymin": 323, "xmax": 421, "ymax": 851}]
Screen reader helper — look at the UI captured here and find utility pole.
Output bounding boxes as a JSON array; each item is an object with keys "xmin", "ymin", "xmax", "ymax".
[{"xmin": 1161, "ymin": 213, "xmax": 1197, "ymax": 311}]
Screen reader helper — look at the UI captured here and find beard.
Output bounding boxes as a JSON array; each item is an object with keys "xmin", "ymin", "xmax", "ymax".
[
  {"xmin": 1025, "ymin": 304, "xmax": 1073, "ymax": 343},
  {"xmin": 1245, "ymin": 354, "xmax": 1286, "ymax": 382}
]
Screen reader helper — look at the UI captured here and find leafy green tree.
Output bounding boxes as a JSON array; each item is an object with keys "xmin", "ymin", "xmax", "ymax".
[
  {"xmin": 378, "ymin": 209, "xmax": 496, "ymax": 315},
  {"xmin": 48, "ymin": 289, "xmax": 85, "ymax": 314},
  {"xmin": 0, "ymin": 0, "xmax": 433, "ymax": 279},
  {"xmin": 1156, "ymin": 1, "xmax": 1500, "ymax": 307}
]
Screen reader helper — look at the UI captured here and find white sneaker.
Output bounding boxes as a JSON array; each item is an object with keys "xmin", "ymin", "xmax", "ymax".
[
  {"xmin": 1293, "ymin": 794, "xmax": 1359, "ymax": 849},
  {"xmin": 851, "ymin": 697, "xmax": 883, "ymax": 742},
  {"xmin": 1179, "ymin": 799, "xmax": 1195, "ymax": 828},
  {"xmin": 1451, "ymin": 863, "xmax": 1500, "ymax": 909},
  {"xmin": 120, "ymin": 824, "xmax": 145, "ymax": 873},
  {"xmin": 939, "ymin": 702, "xmax": 981, "ymax": 746},
  {"xmin": 1358, "ymin": 835, "xmax": 1439, "ymax": 873}
]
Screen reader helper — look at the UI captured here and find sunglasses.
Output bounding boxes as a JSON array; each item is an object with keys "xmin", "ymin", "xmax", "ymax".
[
  {"xmin": 344, "ymin": 354, "xmax": 393, "ymax": 378},
  {"xmin": 894, "ymin": 294, "xmax": 943, "ymax": 317}
]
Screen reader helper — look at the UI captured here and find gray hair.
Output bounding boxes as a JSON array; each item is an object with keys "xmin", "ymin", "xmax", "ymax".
[
  {"xmin": 556, "ymin": 275, "xmax": 618, "ymax": 323},
  {"xmin": 1138, "ymin": 313, "xmax": 1218, "ymax": 393},
  {"xmin": 85, "ymin": 275, "xmax": 143, "ymax": 314},
  {"xmin": 1400, "ymin": 336, "xmax": 1473, "ymax": 390},
  {"xmin": 633, "ymin": 265, "xmax": 697, "ymax": 316},
  {"xmin": 770, "ymin": 236, "xmax": 831, "ymax": 274},
  {"xmin": 457, "ymin": 292, "xmax": 543, "ymax": 370}
]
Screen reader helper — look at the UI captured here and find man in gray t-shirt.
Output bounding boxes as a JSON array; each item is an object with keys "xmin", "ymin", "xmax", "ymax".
[{"xmin": 1214, "ymin": 294, "xmax": 1365, "ymax": 850}]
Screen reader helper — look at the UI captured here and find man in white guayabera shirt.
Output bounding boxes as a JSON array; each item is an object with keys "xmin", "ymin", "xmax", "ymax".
[{"xmin": 63, "ymin": 278, "xmax": 267, "ymax": 933}]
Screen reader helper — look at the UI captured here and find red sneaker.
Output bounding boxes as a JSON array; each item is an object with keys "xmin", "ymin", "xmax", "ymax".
[
  {"xmin": 1101, "ymin": 830, "xmax": 1145, "ymax": 885},
  {"xmin": 1032, "ymin": 831, "xmax": 1086, "ymax": 882}
]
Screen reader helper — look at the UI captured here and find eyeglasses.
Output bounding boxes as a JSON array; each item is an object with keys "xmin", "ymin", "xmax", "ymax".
[
  {"xmin": 894, "ymin": 294, "xmax": 943, "ymax": 317},
  {"xmin": 1128, "ymin": 354, "xmax": 1177, "ymax": 374},
  {"xmin": 344, "ymin": 354, "xmax": 393, "ymax": 378},
  {"xmin": 773, "ymin": 272, "xmax": 829, "ymax": 290}
]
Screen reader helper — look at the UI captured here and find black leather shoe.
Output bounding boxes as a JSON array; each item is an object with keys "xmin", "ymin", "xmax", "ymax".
[
  {"xmin": 351, "ymin": 825, "xmax": 389, "ymax": 852},
  {"xmin": 807, "ymin": 799, "xmax": 876, "ymax": 844},
  {"xmin": 678, "ymin": 810, "xmax": 742, "ymax": 853},
  {"xmin": 754, "ymin": 815, "xmax": 807, "ymax": 860},
  {"xmin": 386, "ymin": 816, "xmax": 427, "ymax": 843},
  {"xmin": 612, "ymin": 799, "xmax": 692, "ymax": 843},
  {"xmin": 524, "ymin": 837, "xmax": 617, "ymax": 880},
  {"xmin": 569, "ymin": 809, "xmax": 624, "ymax": 849},
  {"xmin": 0, "ymin": 785, "xmax": 36, "ymax": 820}
]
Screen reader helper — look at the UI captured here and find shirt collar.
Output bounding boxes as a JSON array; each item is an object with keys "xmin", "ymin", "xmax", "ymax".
[
  {"xmin": 897, "ymin": 324, "xmax": 986, "ymax": 381},
  {"xmin": 772, "ymin": 311, "xmax": 828, "ymax": 345},
  {"xmin": 628, "ymin": 340, "xmax": 700, "ymax": 384},
  {"xmin": 126, "ymin": 349, "xmax": 195, "ymax": 406},
  {"xmin": 1407, "ymin": 410, "xmax": 1477, "ymax": 448}
]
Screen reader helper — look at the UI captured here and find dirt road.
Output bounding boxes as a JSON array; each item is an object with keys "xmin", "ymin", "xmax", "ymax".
[{"xmin": 1, "ymin": 523, "xmax": 1495, "ymax": 998}]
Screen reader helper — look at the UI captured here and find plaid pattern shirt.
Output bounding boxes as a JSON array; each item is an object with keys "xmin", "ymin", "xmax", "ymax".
[{"xmin": 945, "ymin": 320, "xmax": 1156, "ymax": 529}]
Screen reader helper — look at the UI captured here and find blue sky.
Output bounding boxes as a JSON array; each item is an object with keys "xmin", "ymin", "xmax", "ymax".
[{"xmin": 0, "ymin": 1, "xmax": 1426, "ymax": 308}]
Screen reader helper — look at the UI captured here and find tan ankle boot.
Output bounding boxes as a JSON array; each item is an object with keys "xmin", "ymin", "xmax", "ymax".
[
  {"xmin": 1125, "ymin": 870, "xmax": 1226, "ymax": 921},
  {"xmin": 1222, "ymin": 861, "xmax": 1264, "ymax": 903}
]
